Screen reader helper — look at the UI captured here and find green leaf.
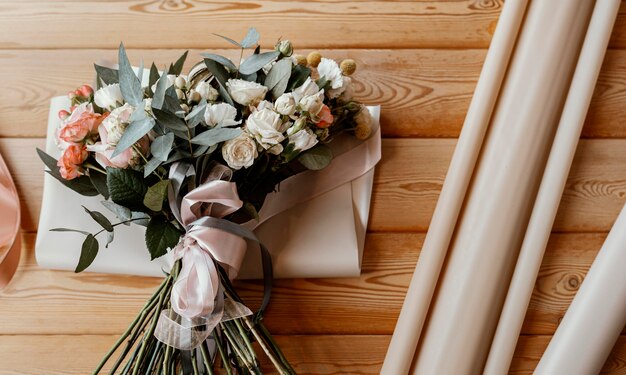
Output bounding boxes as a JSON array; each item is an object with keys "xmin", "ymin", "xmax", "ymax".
[
  {"xmin": 82, "ymin": 206, "xmax": 114, "ymax": 232},
  {"xmin": 89, "ymin": 171, "xmax": 109, "ymax": 199},
  {"xmin": 152, "ymin": 108, "xmax": 188, "ymax": 134},
  {"xmin": 75, "ymin": 234, "xmax": 99, "ymax": 273},
  {"xmin": 213, "ymin": 33, "xmax": 242, "ymax": 48},
  {"xmin": 101, "ymin": 201, "xmax": 132, "ymax": 223},
  {"xmin": 112, "ymin": 115, "xmax": 155, "ymax": 157},
  {"xmin": 118, "ymin": 43, "xmax": 143, "ymax": 106},
  {"xmin": 151, "ymin": 133, "xmax": 175, "ymax": 162},
  {"xmin": 203, "ymin": 59, "xmax": 234, "ymax": 106},
  {"xmin": 107, "ymin": 168, "xmax": 148, "ymax": 210},
  {"xmin": 241, "ymin": 27, "xmax": 260, "ymax": 48},
  {"xmin": 131, "ymin": 211, "xmax": 151, "ymax": 227},
  {"xmin": 185, "ymin": 100, "xmax": 207, "ymax": 128},
  {"xmin": 148, "ymin": 63, "xmax": 160, "ymax": 94},
  {"xmin": 151, "ymin": 67, "xmax": 170, "ymax": 110},
  {"xmin": 265, "ymin": 58, "xmax": 292, "ymax": 99},
  {"xmin": 191, "ymin": 127, "xmax": 241, "ymax": 147},
  {"xmin": 170, "ymin": 51, "xmax": 188, "ymax": 76},
  {"xmin": 201, "ymin": 53, "xmax": 237, "ymax": 72},
  {"xmin": 105, "ymin": 231, "xmax": 115, "ymax": 248},
  {"xmin": 243, "ymin": 202, "xmax": 259, "ymax": 221},
  {"xmin": 145, "ymin": 216, "xmax": 181, "ymax": 260},
  {"xmin": 143, "ymin": 180, "xmax": 170, "ymax": 212},
  {"xmin": 36, "ymin": 148, "xmax": 99, "ymax": 197},
  {"xmin": 50, "ymin": 228, "xmax": 91, "ymax": 236},
  {"xmin": 137, "ymin": 59, "xmax": 145, "ymax": 85},
  {"xmin": 298, "ymin": 144, "xmax": 333, "ymax": 170},
  {"xmin": 143, "ymin": 158, "xmax": 162, "ymax": 178},
  {"xmin": 239, "ymin": 51, "xmax": 280, "ymax": 75},
  {"xmin": 94, "ymin": 64, "xmax": 119, "ymax": 85},
  {"xmin": 287, "ymin": 65, "xmax": 311, "ymax": 91}
]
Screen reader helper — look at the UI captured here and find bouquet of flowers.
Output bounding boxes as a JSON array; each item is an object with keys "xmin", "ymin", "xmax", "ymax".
[{"xmin": 37, "ymin": 28, "xmax": 374, "ymax": 374}]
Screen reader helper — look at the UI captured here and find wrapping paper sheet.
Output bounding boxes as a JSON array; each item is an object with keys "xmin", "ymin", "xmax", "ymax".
[{"xmin": 35, "ymin": 97, "xmax": 379, "ymax": 279}]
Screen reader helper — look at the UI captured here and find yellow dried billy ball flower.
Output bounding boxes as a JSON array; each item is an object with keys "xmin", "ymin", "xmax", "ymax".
[
  {"xmin": 294, "ymin": 54, "xmax": 308, "ymax": 66},
  {"xmin": 355, "ymin": 123, "xmax": 371, "ymax": 140},
  {"xmin": 340, "ymin": 59, "xmax": 357, "ymax": 75},
  {"xmin": 307, "ymin": 51, "xmax": 322, "ymax": 67}
]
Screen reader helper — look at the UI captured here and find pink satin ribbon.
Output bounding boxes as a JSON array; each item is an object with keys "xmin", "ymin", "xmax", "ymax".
[
  {"xmin": 169, "ymin": 163, "xmax": 244, "ymax": 319},
  {"xmin": 0, "ymin": 152, "xmax": 21, "ymax": 291}
]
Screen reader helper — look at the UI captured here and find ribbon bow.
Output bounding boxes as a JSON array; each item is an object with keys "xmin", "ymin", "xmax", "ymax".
[
  {"xmin": 0, "ymin": 152, "xmax": 21, "ymax": 291},
  {"xmin": 155, "ymin": 162, "xmax": 272, "ymax": 350}
]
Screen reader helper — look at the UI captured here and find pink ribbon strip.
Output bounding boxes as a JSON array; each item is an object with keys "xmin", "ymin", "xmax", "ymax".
[{"xmin": 0, "ymin": 152, "xmax": 21, "ymax": 291}]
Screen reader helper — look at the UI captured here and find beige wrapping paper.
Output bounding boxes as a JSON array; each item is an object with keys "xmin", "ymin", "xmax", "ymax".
[
  {"xmin": 483, "ymin": 1, "xmax": 620, "ymax": 374},
  {"xmin": 380, "ymin": 1, "xmax": 528, "ymax": 373},
  {"xmin": 411, "ymin": 2, "xmax": 593, "ymax": 373},
  {"xmin": 534, "ymin": 200, "xmax": 626, "ymax": 374}
]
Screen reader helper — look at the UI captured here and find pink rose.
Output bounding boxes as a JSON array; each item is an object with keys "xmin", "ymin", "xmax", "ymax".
[
  {"xmin": 57, "ymin": 103, "xmax": 106, "ymax": 143},
  {"xmin": 57, "ymin": 144, "xmax": 88, "ymax": 180},
  {"xmin": 314, "ymin": 105, "xmax": 334, "ymax": 128}
]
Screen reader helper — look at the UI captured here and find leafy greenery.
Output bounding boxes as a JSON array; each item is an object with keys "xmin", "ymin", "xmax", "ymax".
[
  {"xmin": 107, "ymin": 168, "xmax": 148, "ymax": 210},
  {"xmin": 143, "ymin": 180, "xmax": 170, "ymax": 212},
  {"xmin": 117, "ymin": 43, "xmax": 144, "ymax": 106},
  {"xmin": 75, "ymin": 234, "xmax": 99, "ymax": 273},
  {"xmin": 82, "ymin": 205, "xmax": 114, "ymax": 232},
  {"xmin": 298, "ymin": 144, "xmax": 333, "ymax": 170},
  {"xmin": 145, "ymin": 216, "xmax": 181, "ymax": 259},
  {"xmin": 36, "ymin": 148, "xmax": 99, "ymax": 196}
]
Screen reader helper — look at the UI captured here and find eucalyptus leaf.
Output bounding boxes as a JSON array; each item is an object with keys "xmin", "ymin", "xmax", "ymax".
[
  {"xmin": 118, "ymin": 43, "xmax": 143, "ymax": 106},
  {"xmin": 148, "ymin": 63, "xmax": 160, "ymax": 94},
  {"xmin": 151, "ymin": 133, "xmax": 175, "ymax": 162},
  {"xmin": 112, "ymin": 116, "xmax": 155, "ymax": 157},
  {"xmin": 131, "ymin": 211, "xmax": 151, "ymax": 227},
  {"xmin": 75, "ymin": 234, "xmax": 98, "ymax": 273},
  {"xmin": 137, "ymin": 59, "xmax": 145, "ymax": 85},
  {"xmin": 106, "ymin": 231, "xmax": 115, "ymax": 248},
  {"xmin": 185, "ymin": 100, "xmax": 207, "ymax": 128},
  {"xmin": 287, "ymin": 65, "xmax": 311, "ymax": 91},
  {"xmin": 204, "ymin": 59, "xmax": 234, "ymax": 105},
  {"xmin": 89, "ymin": 171, "xmax": 109, "ymax": 199},
  {"xmin": 101, "ymin": 201, "xmax": 132, "ymax": 223},
  {"xmin": 191, "ymin": 127, "xmax": 241, "ymax": 147},
  {"xmin": 94, "ymin": 64, "xmax": 119, "ymax": 85},
  {"xmin": 145, "ymin": 216, "xmax": 181, "ymax": 260},
  {"xmin": 213, "ymin": 33, "xmax": 242, "ymax": 48},
  {"xmin": 298, "ymin": 144, "xmax": 333, "ymax": 170},
  {"xmin": 143, "ymin": 157, "xmax": 162, "ymax": 178},
  {"xmin": 36, "ymin": 148, "xmax": 99, "ymax": 197},
  {"xmin": 239, "ymin": 51, "xmax": 280, "ymax": 75},
  {"xmin": 50, "ymin": 228, "xmax": 91, "ymax": 236},
  {"xmin": 164, "ymin": 150, "xmax": 191, "ymax": 164},
  {"xmin": 152, "ymin": 108, "xmax": 187, "ymax": 132},
  {"xmin": 265, "ymin": 58, "xmax": 292, "ymax": 99},
  {"xmin": 151, "ymin": 68, "xmax": 170, "ymax": 110},
  {"xmin": 82, "ymin": 205, "xmax": 114, "ymax": 232},
  {"xmin": 107, "ymin": 168, "xmax": 148, "ymax": 210},
  {"xmin": 201, "ymin": 53, "xmax": 237, "ymax": 72},
  {"xmin": 143, "ymin": 180, "xmax": 170, "ymax": 212},
  {"xmin": 241, "ymin": 27, "xmax": 260, "ymax": 49},
  {"xmin": 170, "ymin": 51, "xmax": 188, "ymax": 76},
  {"xmin": 163, "ymin": 85, "xmax": 183, "ymax": 113}
]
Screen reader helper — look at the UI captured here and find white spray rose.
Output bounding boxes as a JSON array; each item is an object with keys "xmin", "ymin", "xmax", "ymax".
[
  {"xmin": 102, "ymin": 103, "xmax": 134, "ymax": 145},
  {"xmin": 221, "ymin": 132, "xmax": 258, "ymax": 170},
  {"xmin": 274, "ymin": 93, "xmax": 296, "ymax": 115},
  {"xmin": 317, "ymin": 58, "xmax": 344, "ymax": 90},
  {"xmin": 204, "ymin": 103, "xmax": 240, "ymax": 127},
  {"xmin": 292, "ymin": 77, "xmax": 320, "ymax": 102},
  {"xmin": 256, "ymin": 100, "xmax": 274, "ymax": 111},
  {"xmin": 94, "ymin": 84, "xmax": 124, "ymax": 110},
  {"xmin": 299, "ymin": 91, "xmax": 325, "ymax": 116},
  {"xmin": 226, "ymin": 79, "xmax": 268, "ymax": 106},
  {"xmin": 246, "ymin": 108, "xmax": 285, "ymax": 149},
  {"xmin": 289, "ymin": 128, "xmax": 318, "ymax": 152},
  {"xmin": 195, "ymin": 81, "xmax": 219, "ymax": 101},
  {"xmin": 327, "ymin": 76, "xmax": 353, "ymax": 99}
]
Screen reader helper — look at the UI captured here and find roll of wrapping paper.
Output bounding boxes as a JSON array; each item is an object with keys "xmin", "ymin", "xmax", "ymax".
[
  {"xmin": 410, "ymin": 1, "xmax": 594, "ymax": 374},
  {"xmin": 0, "ymin": 152, "xmax": 21, "ymax": 290},
  {"xmin": 483, "ymin": 1, "xmax": 621, "ymax": 374},
  {"xmin": 380, "ymin": 1, "xmax": 529, "ymax": 373},
  {"xmin": 534, "ymin": 202, "xmax": 626, "ymax": 374}
]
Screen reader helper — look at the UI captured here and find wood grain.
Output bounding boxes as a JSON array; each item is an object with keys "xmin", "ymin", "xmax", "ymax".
[
  {"xmin": 4, "ymin": 137, "xmax": 626, "ymax": 233},
  {"xmin": 0, "ymin": 232, "xmax": 619, "ymax": 337},
  {"xmin": 5, "ymin": 48, "xmax": 626, "ymax": 139},
  {"xmin": 0, "ymin": 334, "xmax": 623, "ymax": 374}
]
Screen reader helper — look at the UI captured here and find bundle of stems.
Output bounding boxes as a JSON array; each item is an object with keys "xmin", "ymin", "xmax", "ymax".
[{"xmin": 93, "ymin": 261, "xmax": 295, "ymax": 375}]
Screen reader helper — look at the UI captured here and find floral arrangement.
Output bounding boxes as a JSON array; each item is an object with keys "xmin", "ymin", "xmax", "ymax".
[{"xmin": 37, "ymin": 28, "xmax": 373, "ymax": 374}]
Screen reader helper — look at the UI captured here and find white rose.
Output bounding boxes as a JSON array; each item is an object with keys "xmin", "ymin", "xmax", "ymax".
[
  {"xmin": 317, "ymin": 58, "xmax": 344, "ymax": 89},
  {"xmin": 256, "ymin": 100, "xmax": 274, "ymax": 111},
  {"xmin": 328, "ymin": 76, "xmax": 353, "ymax": 99},
  {"xmin": 195, "ymin": 81, "xmax": 219, "ymax": 101},
  {"xmin": 274, "ymin": 93, "xmax": 296, "ymax": 115},
  {"xmin": 102, "ymin": 103, "xmax": 134, "ymax": 145},
  {"xmin": 94, "ymin": 84, "xmax": 124, "ymax": 110},
  {"xmin": 299, "ymin": 91, "xmax": 325, "ymax": 116},
  {"xmin": 246, "ymin": 108, "xmax": 285, "ymax": 149},
  {"xmin": 292, "ymin": 77, "xmax": 320, "ymax": 102},
  {"xmin": 226, "ymin": 79, "xmax": 268, "ymax": 106},
  {"xmin": 204, "ymin": 103, "xmax": 240, "ymax": 127},
  {"xmin": 221, "ymin": 132, "xmax": 258, "ymax": 170},
  {"xmin": 289, "ymin": 128, "xmax": 318, "ymax": 152}
]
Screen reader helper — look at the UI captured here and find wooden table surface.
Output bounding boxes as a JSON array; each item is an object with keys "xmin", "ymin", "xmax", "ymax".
[{"xmin": 1, "ymin": 1, "xmax": 626, "ymax": 373}]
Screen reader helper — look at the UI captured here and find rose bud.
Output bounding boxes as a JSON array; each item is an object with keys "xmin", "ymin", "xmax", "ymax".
[
  {"xmin": 58, "ymin": 109, "xmax": 71, "ymax": 120},
  {"xmin": 276, "ymin": 40, "xmax": 293, "ymax": 57},
  {"xmin": 68, "ymin": 91, "xmax": 77, "ymax": 99},
  {"xmin": 79, "ymin": 85, "xmax": 94, "ymax": 97}
]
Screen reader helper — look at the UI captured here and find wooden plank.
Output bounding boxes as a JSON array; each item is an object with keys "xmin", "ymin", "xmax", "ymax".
[
  {"xmin": 0, "ymin": 334, "xmax": 623, "ymax": 374},
  {"xmin": 0, "ymin": 1, "xmax": 502, "ymax": 50},
  {"xmin": 3, "ymin": 137, "xmax": 626, "ymax": 233},
  {"xmin": 4, "ymin": 48, "xmax": 626, "ymax": 139},
  {"xmin": 0, "ymin": 232, "xmax": 619, "ymax": 336}
]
